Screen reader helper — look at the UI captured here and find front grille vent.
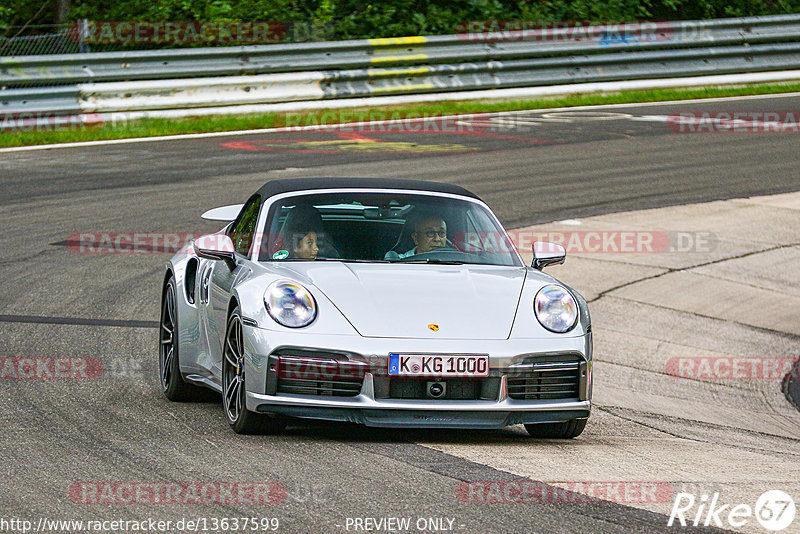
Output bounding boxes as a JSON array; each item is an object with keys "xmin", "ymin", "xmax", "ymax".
[
  {"xmin": 507, "ymin": 360, "xmax": 581, "ymax": 400},
  {"xmin": 277, "ymin": 377, "xmax": 363, "ymax": 397},
  {"xmin": 274, "ymin": 356, "xmax": 366, "ymax": 398}
]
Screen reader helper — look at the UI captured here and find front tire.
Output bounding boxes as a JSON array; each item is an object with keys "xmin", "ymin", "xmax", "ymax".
[
  {"xmin": 525, "ymin": 418, "xmax": 587, "ymax": 439},
  {"xmin": 160, "ymin": 277, "xmax": 216, "ymax": 401},
  {"xmin": 223, "ymin": 307, "xmax": 286, "ymax": 435}
]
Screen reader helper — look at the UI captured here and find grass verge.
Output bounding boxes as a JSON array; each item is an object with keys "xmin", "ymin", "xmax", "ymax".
[{"xmin": 2, "ymin": 81, "xmax": 800, "ymax": 148}]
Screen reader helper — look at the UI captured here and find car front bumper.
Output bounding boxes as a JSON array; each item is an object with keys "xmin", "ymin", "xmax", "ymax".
[
  {"xmin": 244, "ymin": 327, "xmax": 592, "ymax": 429},
  {"xmin": 249, "ymin": 379, "xmax": 590, "ymax": 428}
]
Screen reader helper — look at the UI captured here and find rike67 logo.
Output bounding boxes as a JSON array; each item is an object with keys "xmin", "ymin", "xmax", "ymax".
[{"xmin": 668, "ymin": 490, "xmax": 796, "ymax": 531}]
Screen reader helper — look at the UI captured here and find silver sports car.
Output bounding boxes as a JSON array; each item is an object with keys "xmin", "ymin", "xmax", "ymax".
[{"xmin": 160, "ymin": 178, "xmax": 592, "ymax": 437}]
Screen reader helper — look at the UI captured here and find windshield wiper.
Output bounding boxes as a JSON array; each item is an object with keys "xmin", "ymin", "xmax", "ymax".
[
  {"xmin": 274, "ymin": 257, "xmax": 392, "ymax": 263},
  {"xmin": 394, "ymin": 259, "xmax": 466, "ymax": 265},
  {"xmin": 273, "ymin": 257, "xmax": 334, "ymax": 261},
  {"xmin": 276, "ymin": 258, "xmax": 474, "ymax": 264}
]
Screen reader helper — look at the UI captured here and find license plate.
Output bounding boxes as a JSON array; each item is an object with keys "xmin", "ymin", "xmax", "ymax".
[{"xmin": 388, "ymin": 354, "xmax": 489, "ymax": 377}]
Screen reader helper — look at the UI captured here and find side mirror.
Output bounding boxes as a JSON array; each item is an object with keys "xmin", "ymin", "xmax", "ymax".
[
  {"xmin": 201, "ymin": 204, "xmax": 244, "ymax": 222},
  {"xmin": 532, "ymin": 241, "xmax": 565, "ymax": 269},
  {"xmin": 194, "ymin": 234, "xmax": 236, "ymax": 269}
]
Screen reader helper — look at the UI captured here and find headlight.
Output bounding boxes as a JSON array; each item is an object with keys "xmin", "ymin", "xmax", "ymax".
[
  {"xmin": 534, "ymin": 285, "xmax": 578, "ymax": 333},
  {"xmin": 264, "ymin": 281, "xmax": 317, "ymax": 328}
]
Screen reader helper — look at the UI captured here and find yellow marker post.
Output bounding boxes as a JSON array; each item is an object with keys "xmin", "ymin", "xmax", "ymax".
[
  {"xmin": 370, "ymin": 55, "xmax": 428, "ymax": 64},
  {"xmin": 371, "ymin": 84, "xmax": 434, "ymax": 93},
  {"xmin": 367, "ymin": 67, "xmax": 431, "ymax": 77},
  {"xmin": 368, "ymin": 36, "xmax": 428, "ymax": 46}
]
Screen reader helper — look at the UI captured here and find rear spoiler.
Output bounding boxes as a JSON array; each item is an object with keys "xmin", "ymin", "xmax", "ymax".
[{"xmin": 201, "ymin": 204, "xmax": 243, "ymax": 222}]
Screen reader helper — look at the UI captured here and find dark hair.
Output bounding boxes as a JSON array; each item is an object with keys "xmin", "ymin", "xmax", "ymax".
[
  {"xmin": 410, "ymin": 211, "xmax": 445, "ymax": 233},
  {"xmin": 271, "ymin": 205, "xmax": 323, "ymax": 256},
  {"xmin": 283, "ymin": 205, "xmax": 322, "ymax": 236}
]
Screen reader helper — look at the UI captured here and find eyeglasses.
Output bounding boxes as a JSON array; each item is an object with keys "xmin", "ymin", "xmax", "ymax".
[{"xmin": 420, "ymin": 230, "xmax": 446, "ymax": 238}]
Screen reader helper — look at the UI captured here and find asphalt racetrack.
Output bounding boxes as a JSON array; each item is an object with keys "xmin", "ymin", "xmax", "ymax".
[{"xmin": 1, "ymin": 94, "xmax": 799, "ymax": 533}]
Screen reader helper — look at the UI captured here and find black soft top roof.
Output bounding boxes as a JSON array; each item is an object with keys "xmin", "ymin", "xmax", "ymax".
[{"xmin": 256, "ymin": 177, "xmax": 479, "ymax": 201}]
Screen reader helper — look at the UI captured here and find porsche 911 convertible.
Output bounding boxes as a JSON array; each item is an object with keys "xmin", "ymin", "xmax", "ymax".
[{"xmin": 159, "ymin": 178, "xmax": 592, "ymax": 437}]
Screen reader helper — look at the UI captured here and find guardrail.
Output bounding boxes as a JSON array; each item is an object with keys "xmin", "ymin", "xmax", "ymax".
[{"xmin": 3, "ymin": 14, "xmax": 800, "ymax": 119}]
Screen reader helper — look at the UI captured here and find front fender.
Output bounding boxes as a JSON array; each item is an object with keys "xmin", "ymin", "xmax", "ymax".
[{"xmin": 166, "ymin": 246, "xmax": 208, "ymax": 378}]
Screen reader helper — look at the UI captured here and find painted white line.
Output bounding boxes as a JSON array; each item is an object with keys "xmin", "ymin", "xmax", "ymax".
[
  {"xmin": 629, "ymin": 115, "xmax": 672, "ymax": 122},
  {"xmin": 494, "ymin": 90, "xmax": 800, "ymax": 115},
  {"xmin": 2, "ymin": 91, "xmax": 800, "ymax": 153}
]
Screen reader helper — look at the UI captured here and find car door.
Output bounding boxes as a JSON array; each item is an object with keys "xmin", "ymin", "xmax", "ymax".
[{"xmin": 207, "ymin": 195, "xmax": 262, "ymax": 380}]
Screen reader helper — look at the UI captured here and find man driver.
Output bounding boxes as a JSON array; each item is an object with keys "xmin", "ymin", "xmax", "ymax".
[{"xmin": 397, "ymin": 214, "xmax": 447, "ymax": 258}]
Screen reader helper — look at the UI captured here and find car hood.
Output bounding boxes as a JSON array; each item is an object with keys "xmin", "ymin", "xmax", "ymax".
[{"xmin": 278, "ymin": 262, "xmax": 528, "ymax": 339}]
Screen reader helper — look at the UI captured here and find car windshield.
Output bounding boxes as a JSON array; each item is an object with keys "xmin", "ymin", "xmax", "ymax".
[{"xmin": 256, "ymin": 191, "xmax": 523, "ymax": 267}]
